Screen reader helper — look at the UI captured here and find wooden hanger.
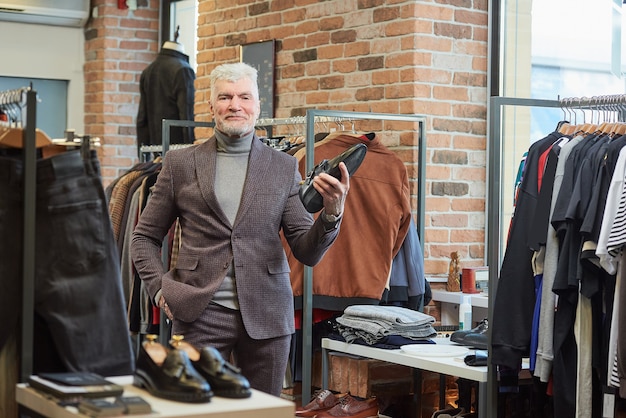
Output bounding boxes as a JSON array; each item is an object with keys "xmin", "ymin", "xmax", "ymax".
[
  {"xmin": 0, "ymin": 126, "xmax": 53, "ymax": 148},
  {"xmin": 558, "ymin": 122, "xmax": 572, "ymax": 134},
  {"xmin": 613, "ymin": 122, "xmax": 626, "ymax": 136}
]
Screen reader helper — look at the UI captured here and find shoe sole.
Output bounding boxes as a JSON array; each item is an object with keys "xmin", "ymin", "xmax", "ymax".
[
  {"xmin": 133, "ymin": 372, "xmax": 213, "ymax": 403},
  {"xmin": 212, "ymin": 388, "xmax": 252, "ymax": 398},
  {"xmin": 295, "ymin": 408, "xmax": 332, "ymax": 417}
]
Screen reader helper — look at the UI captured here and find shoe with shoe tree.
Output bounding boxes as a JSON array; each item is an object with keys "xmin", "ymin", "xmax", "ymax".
[
  {"xmin": 170, "ymin": 335, "xmax": 252, "ymax": 399},
  {"xmin": 133, "ymin": 334, "xmax": 213, "ymax": 403}
]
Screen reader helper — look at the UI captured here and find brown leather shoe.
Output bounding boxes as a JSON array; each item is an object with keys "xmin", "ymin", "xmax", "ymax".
[
  {"xmin": 295, "ymin": 389, "xmax": 347, "ymax": 417},
  {"xmin": 315, "ymin": 395, "xmax": 379, "ymax": 418}
]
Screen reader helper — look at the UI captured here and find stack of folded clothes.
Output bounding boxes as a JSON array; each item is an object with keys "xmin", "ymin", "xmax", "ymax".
[{"xmin": 334, "ymin": 305, "xmax": 437, "ymax": 346}]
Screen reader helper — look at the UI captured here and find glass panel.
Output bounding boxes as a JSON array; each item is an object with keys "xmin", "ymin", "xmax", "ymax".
[
  {"xmin": 0, "ymin": 76, "xmax": 68, "ymax": 139},
  {"xmin": 502, "ymin": 0, "xmax": 626, "ymax": 132},
  {"xmin": 171, "ymin": 0, "xmax": 197, "ymax": 71},
  {"xmin": 497, "ymin": 0, "xmax": 626, "ymax": 268}
]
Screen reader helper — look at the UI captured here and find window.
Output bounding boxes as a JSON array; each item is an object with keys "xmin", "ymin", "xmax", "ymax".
[
  {"xmin": 494, "ymin": 0, "xmax": 626, "ymax": 263},
  {"xmin": 0, "ymin": 76, "xmax": 68, "ymax": 139},
  {"xmin": 168, "ymin": 0, "xmax": 197, "ymax": 71}
]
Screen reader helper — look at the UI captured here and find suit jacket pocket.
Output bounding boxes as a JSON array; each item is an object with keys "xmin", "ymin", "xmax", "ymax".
[
  {"xmin": 267, "ymin": 259, "xmax": 290, "ymax": 275},
  {"xmin": 174, "ymin": 254, "xmax": 199, "ymax": 271}
]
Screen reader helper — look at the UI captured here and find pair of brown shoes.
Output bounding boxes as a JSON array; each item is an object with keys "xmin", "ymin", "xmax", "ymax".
[{"xmin": 296, "ymin": 389, "xmax": 378, "ymax": 418}]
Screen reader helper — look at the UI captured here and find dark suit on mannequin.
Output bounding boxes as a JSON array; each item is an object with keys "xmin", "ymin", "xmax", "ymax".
[{"xmin": 137, "ymin": 41, "xmax": 195, "ymax": 149}]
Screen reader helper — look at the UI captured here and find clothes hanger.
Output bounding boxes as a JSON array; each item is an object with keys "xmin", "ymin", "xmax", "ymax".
[
  {"xmin": 556, "ymin": 102, "xmax": 571, "ymax": 134},
  {"xmin": 0, "ymin": 126, "xmax": 53, "ymax": 148},
  {"xmin": 576, "ymin": 98, "xmax": 597, "ymax": 134}
]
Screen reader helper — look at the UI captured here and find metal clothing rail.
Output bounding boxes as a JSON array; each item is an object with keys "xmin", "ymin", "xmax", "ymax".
[
  {"xmin": 486, "ymin": 95, "xmax": 621, "ymax": 417},
  {"xmin": 0, "ymin": 86, "xmax": 36, "ymax": 418},
  {"xmin": 557, "ymin": 94, "xmax": 626, "ymax": 125},
  {"xmin": 0, "ymin": 86, "xmax": 40, "ymax": 382},
  {"xmin": 157, "ymin": 115, "xmax": 367, "ymax": 154},
  {"xmin": 0, "ymin": 86, "xmax": 32, "ymax": 126},
  {"xmin": 486, "ymin": 96, "xmax": 561, "ymax": 418},
  {"xmin": 257, "ymin": 115, "xmax": 367, "ymax": 127},
  {"xmin": 1, "ymin": 85, "xmax": 99, "ymax": 382},
  {"xmin": 301, "ymin": 109, "xmax": 427, "ymax": 403},
  {"xmin": 558, "ymin": 93, "xmax": 626, "ymax": 109},
  {"xmin": 486, "ymin": 94, "xmax": 620, "ymax": 300}
]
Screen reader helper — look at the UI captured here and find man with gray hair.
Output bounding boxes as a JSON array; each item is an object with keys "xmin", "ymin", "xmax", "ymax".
[{"xmin": 131, "ymin": 62, "xmax": 350, "ymax": 396}]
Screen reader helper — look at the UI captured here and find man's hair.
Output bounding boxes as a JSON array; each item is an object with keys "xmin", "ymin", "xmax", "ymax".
[{"xmin": 209, "ymin": 62, "xmax": 259, "ymax": 101}]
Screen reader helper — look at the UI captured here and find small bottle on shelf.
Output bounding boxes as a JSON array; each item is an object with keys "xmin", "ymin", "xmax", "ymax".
[{"xmin": 458, "ymin": 295, "xmax": 472, "ymax": 330}]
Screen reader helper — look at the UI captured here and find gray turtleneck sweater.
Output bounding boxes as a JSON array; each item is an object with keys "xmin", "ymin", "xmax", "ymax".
[{"xmin": 211, "ymin": 130, "xmax": 253, "ymax": 310}]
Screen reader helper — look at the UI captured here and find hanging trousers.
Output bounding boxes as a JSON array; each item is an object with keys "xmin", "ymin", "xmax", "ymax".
[{"xmin": 0, "ymin": 149, "xmax": 134, "ymax": 376}]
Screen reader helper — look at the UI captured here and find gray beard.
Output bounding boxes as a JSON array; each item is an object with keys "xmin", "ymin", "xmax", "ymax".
[{"xmin": 219, "ymin": 120, "xmax": 256, "ymax": 137}]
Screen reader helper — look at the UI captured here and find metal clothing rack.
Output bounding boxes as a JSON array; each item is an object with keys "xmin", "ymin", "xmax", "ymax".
[
  {"xmin": 155, "ymin": 112, "xmax": 427, "ymax": 404},
  {"xmin": 300, "ymin": 109, "xmax": 427, "ymax": 403},
  {"xmin": 1, "ymin": 86, "xmax": 96, "ymax": 382},
  {"xmin": 0, "ymin": 85, "xmax": 40, "ymax": 382},
  {"xmin": 486, "ymin": 94, "xmax": 626, "ymax": 417},
  {"xmin": 153, "ymin": 117, "xmax": 314, "ymax": 343},
  {"xmin": 143, "ymin": 117, "xmax": 316, "ymax": 344},
  {"xmin": 486, "ymin": 96, "xmax": 561, "ymax": 418}
]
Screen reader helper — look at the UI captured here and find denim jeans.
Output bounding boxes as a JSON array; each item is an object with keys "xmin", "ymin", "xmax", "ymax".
[{"xmin": 0, "ymin": 150, "xmax": 134, "ymax": 376}]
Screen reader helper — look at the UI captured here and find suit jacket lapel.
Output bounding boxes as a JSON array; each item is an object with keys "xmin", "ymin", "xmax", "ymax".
[{"xmin": 194, "ymin": 137, "xmax": 231, "ymax": 226}]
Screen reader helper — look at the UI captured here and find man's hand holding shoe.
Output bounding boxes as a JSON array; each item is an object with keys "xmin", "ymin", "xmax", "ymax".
[{"xmin": 314, "ymin": 162, "xmax": 350, "ymax": 226}]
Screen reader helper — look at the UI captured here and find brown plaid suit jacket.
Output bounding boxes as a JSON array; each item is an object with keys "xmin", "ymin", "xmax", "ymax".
[{"xmin": 131, "ymin": 135, "xmax": 340, "ymax": 339}]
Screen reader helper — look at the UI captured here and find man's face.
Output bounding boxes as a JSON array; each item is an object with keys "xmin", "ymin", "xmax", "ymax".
[{"xmin": 210, "ymin": 78, "xmax": 260, "ymax": 137}]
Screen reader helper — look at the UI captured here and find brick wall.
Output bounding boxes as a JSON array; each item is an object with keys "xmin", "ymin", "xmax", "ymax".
[
  {"xmin": 84, "ymin": 0, "xmax": 489, "ymax": 280},
  {"xmin": 84, "ymin": 0, "xmax": 159, "ymax": 183},
  {"xmin": 195, "ymin": 0, "xmax": 489, "ymax": 279}
]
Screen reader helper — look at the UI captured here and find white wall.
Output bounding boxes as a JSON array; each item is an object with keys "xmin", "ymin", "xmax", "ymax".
[
  {"xmin": 172, "ymin": 0, "xmax": 197, "ymax": 71},
  {"xmin": 0, "ymin": 21, "xmax": 85, "ymax": 134}
]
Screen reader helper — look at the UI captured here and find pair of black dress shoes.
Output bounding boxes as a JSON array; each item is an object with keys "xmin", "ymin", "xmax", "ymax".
[{"xmin": 133, "ymin": 334, "xmax": 251, "ymax": 403}]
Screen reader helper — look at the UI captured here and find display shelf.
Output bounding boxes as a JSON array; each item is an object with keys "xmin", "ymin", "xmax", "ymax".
[
  {"xmin": 431, "ymin": 290, "xmax": 488, "ymax": 308},
  {"xmin": 17, "ymin": 376, "xmax": 295, "ymax": 418},
  {"xmin": 322, "ymin": 338, "xmax": 487, "ymax": 383},
  {"xmin": 321, "ymin": 338, "xmax": 487, "ymax": 418},
  {"xmin": 431, "ymin": 290, "xmax": 488, "ymax": 327}
]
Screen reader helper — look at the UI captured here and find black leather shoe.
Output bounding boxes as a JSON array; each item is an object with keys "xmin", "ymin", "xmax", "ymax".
[
  {"xmin": 133, "ymin": 334, "xmax": 213, "ymax": 403},
  {"xmin": 462, "ymin": 332, "xmax": 488, "ymax": 350},
  {"xmin": 299, "ymin": 142, "xmax": 367, "ymax": 213},
  {"xmin": 450, "ymin": 318, "xmax": 488, "ymax": 347},
  {"xmin": 171, "ymin": 336, "xmax": 252, "ymax": 399}
]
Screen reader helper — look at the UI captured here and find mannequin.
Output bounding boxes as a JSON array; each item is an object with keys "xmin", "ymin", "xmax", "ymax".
[
  {"xmin": 136, "ymin": 26, "xmax": 195, "ymax": 150},
  {"xmin": 162, "ymin": 40, "xmax": 185, "ymax": 54}
]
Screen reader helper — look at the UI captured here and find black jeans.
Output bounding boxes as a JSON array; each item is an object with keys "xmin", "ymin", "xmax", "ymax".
[{"xmin": 0, "ymin": 150, "xmax": 134, "ymax": 376}]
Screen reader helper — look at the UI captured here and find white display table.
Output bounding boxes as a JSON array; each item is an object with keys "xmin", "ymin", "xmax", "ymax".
[
  {"xmin": 321, "ymin": 338, "xmax": 487, "ymax": 418},
  {"xmin": 16, "ymin": 376, "xmax": 295, "ymax": 418}
]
